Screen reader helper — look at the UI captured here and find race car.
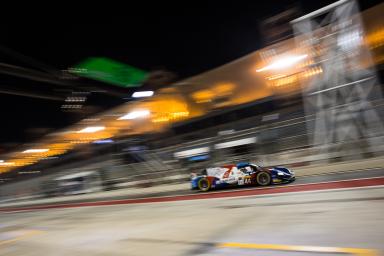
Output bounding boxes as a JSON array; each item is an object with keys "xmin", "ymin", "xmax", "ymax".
[{"xmin": 191, "ymin": 162, "xmax": 295, "ymax": 191}]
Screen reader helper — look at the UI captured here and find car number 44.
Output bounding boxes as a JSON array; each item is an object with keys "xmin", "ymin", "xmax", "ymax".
[{"xmin": 238, "ymin": 178, "xmax": 251, "ymax": 185}]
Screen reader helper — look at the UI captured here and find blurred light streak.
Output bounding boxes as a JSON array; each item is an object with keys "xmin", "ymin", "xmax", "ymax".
[
  {"xmin": 366, "ymin": 28, "xmax": 384, "ymax": 49},
  {"xmin": 192, "ymin": 90, "xmax": 214, "ymax": 103},
  {"xmin": 191, "ymin": 83, "xmax": 235, "ymax": 104},
  {"xmin": 55, "ymin": 171, "xmax": 92, "ymax": 180},
  {"xmin": 262, "ymin": 113, "xmax": 280, "ymax": 122},
  {"xmin": 256, "ymin": 54, "xmax": 308, "ymax": 72},
  {"xmin": 77, "ymin": 126, "xmax": 105, "ymax": 133},
  {"xmin": 65, "ymin": 96, "xmax": 86, "ymax": 102},
  {"xmin": 18, "ymin": 170, "xmax": 41, "ymax": 174},
  {"xmin": 267, "ymin": 74, "xmax": 287, "ymax": 80},
  {"xmin": 152, "ymin": 111, "xmax": 189, "ymax": 123},
  {"xmin": 118, "ymin": 110, "xmax": 150, "ymax": 120},
  {"xmin": 0, "ymin": 162, "xmax": 15, "ymax": 166},
  {"xmin": 303, "ymin": 67, "xmax": 323, "ymax": 77},
  {"xmin": 132, "ymin": 91, "xmax": 154, "ymax": 98},
  {"xmin": 214, "ymin": 83, "xmax": 235, "ymax": 95},
  {"xmin": 93, "ymin": 139, "xmax": 114, "ymax": 144},
  {"xmin": 22, "ymin": 149, "xmax": 49, "ymax": 154},
  {"xmin": 152, "ymin": 117, "xmax": 170, "ymax": 123},
  {"xmin": 174, "ymin": 147, "xmax": 210, "ymax": 158},
  {"xmin": 218, "ymin": 242, "xmax": 379, "ymax": 255},
  {"xmin": 218, "ymin": 129, "xmax": 235, "ymax": 136},
  {"xmin": 309, "ymin": 76, "xmax": 374, "ymax": 95},
  {"xmin": 189, "ymin": 155, "xmax": 210, "ymax": 161},
  {"xmin": 42, "ymin": 156, "xmax": 59, "ymax": 160},
  {"xmin": 61, "ymin": 104, "xmax": 83, "ymax": 109},
  {"xmin": 215, "ymin": 137, "xmax": 257, "ymax": 149}
]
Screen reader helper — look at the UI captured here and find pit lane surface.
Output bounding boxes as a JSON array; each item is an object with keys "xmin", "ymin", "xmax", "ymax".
[
  {"xmin": 0, "ymin": 180, "xmax": 383, "ymax": 255},
  {"xmin": 1, "ymin": 168, "xmax": 384, "ymax": 212},
  {"xmin": 0, "ymin": 169, "xmax": 384, "ymax": 212}
]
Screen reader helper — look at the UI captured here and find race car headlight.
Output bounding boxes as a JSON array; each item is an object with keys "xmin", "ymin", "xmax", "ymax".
[{"xmin": 277, "ymin": 171, "xmax": 285, "ymax": 175}]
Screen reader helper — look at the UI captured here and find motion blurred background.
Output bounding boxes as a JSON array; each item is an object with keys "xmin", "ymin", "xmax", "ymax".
[{"xmin": 0, "ymin": 0, "xmax": 383, "ymax": 201}]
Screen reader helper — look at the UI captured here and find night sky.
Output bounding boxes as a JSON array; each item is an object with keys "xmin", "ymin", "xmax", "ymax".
[{"xmin": 0, "ymin": 0, "xmax": 382, "ymax": 151}]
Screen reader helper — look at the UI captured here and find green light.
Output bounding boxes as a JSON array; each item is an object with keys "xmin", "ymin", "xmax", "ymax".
[{"xmin": 72, "ymin": 57, "xmax": 147, "ymax": 88}]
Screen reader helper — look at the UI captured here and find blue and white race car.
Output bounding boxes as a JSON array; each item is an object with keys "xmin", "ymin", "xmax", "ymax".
[{"xmin": 191, "ymin": 162, "xmax": 295, "ymax": 191}]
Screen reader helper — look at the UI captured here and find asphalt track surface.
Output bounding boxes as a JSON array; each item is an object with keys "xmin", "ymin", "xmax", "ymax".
[
  {"xmin": 1, "ymin": 168, "xmax": 384, "ymax": 212},
  {"xmin": 0, "ymin": 169, "xmax": 383, "ymax": 255}
]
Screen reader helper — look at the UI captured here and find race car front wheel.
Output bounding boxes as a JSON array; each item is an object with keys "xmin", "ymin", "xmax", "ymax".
[
  {"xmin": 198, "ymin": 177, "xmax": 211, "ymax": 192},
  {"xmin": 256, "ymin": 171, "xmax": 271, "ymax": 186}
]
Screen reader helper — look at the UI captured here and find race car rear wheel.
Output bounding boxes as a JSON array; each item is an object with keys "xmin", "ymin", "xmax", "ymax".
[
  {"xmin": 198, "ymin": 177, "xmax": 211, "ymax": 192},
  {"xmin": 256, "ymin": 171, "xmax": 271, "ymax": 186}
]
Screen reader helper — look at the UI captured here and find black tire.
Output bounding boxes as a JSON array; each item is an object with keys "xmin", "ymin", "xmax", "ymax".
[
  {"xmin": 198, "ymin": 177, "xmax": 211, "ymax": 192},
  {"xmin": 256, "ymin": 171, "xmax": 271, "ymax": 186}
]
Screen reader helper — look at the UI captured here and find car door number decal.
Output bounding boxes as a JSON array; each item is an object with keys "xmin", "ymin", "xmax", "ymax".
[{"xmin": 238, "ymin": 177, "xmax": 251, "ymax": 185}]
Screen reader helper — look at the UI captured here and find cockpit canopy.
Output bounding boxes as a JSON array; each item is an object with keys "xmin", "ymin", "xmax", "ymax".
[{"xmin": 237, "ymin": 162, "xmax": 261, "ymax": 170}]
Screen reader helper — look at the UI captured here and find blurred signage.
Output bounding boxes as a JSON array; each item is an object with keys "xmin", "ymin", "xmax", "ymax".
[
  {"xmin": 93, "ymin": 139, "xmax": 114, "ymax": 144},
  {"xmin": 71, "ymin": 57, "xmax": 148, "ymax": 87},
  {"xmin": 262, "ymin": 113, "xmax": 279, "ymax": 122},
  {"xmin": 174, "ymin": 147, "xmax": 210, "ymax": 158},
  {"xmin": 215, "ymin": 137, "xmax": 257, "ymax": 149},
  {"xmin": 218, "ymin": 129, "xmax": 235, "ymax": 136},
  {"xmin": 124, "ymin": 145, "xmax": 148, "ymax": 152},
  {"xmin": 188, "ymin": 155, "xmax": 209, "ymax": 162}
]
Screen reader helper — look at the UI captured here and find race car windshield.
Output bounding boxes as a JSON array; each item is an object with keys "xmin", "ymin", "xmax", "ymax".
[
  {"xmin": 250, "ymin": 164, "xmax": 262, "ymax": 171},
  {"xmin": 240, "ymin": 166, "xmax": 253, "ymax": 173}
]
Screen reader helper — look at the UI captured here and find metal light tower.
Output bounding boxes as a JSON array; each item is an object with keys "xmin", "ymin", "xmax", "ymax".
[{"xmin": 291, "ymin": 0, "xmax": 384, "ymax": 159}]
